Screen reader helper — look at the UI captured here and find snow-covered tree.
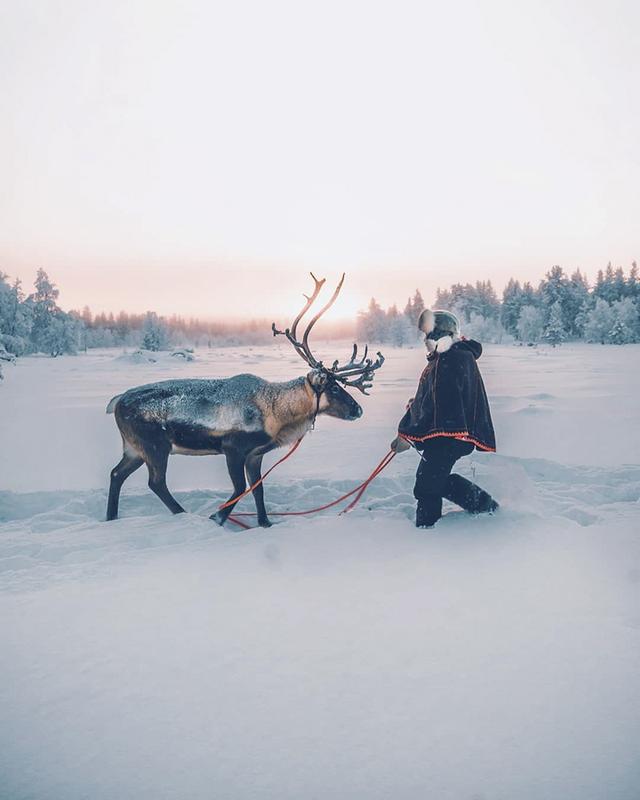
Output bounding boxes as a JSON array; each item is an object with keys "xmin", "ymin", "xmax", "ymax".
[
  {"xmin": 356, "ymin": 298, "xmax": 386, "ymax": 344},
  {"xmin": 39, "ymin": 314, "xmax": 81, "ymax": 357},
  {"xmin": 403, "ymin": 289, "xmax": 425, "ymax": 334},
  {"xmin": 609, "ymin": 317, "xmax": 629, "ymax": 344},
  {"xmin": 543, "ymin": 301, "xmax": 566, "ymax": 346},
  {"xmin": 628, "ymin": 262, "xmax": 639, "ymax": 301},
  {"xmin": 501, "ymin": 278, "xmax": 524, "ymax": 335},
  {"xmin": 566, "ymin": 270, "xmax": 591, "ymax": 337},
  {"xmin": 459, "ymin": 310, "xmax": 509, "ymax": 343},
  {"xmin": 574, "ymin": 299, "xmax": 592, "ymax": 340},
  {"xmin": 583, "ymin": 299, "xmax": 616, "ymax": 344},
  {"xmin": 386, "ymin": 304, "xmax": 414, "ymax": 347},
  {"xmin": 27, "ymin": 269, "xmax": 60, "ymax": 353},
  {"xmin": 435, "ymin": 281, "xmax": 499, "ymax": 322},
  {"xmin": 594, "ymin": 263, "xmax": 618, "ymax": 304},
  {"xmin": 516, "ymin": 305, "xmax": 545, "ymax": 343},
  {"xmin": 538, "ymin": 265, "xmax": 574, "ymax": 336},
  {"xmin": 411, "ymin": 289, "xmax": 425, "ymax": 320},
  {"xmin": 612, "ymin": 267, "xmax": 627, "ymax": 301},
  {"xmin": 474, "ymin": 280, "xmax": 500, "ymax": 319},
  {"xmin": 610, "ymin": 298, "xmax": 639, "ymax": 343},
  {"xmin": 23, "ymin": 270, "xmax": 79, "ymax": 356},
  {"xmin": 0, "ymin": 274, "xmax": 32, "ymax": 355},
  {"xmin": 86, "ymin": 326, "xmax": 117, "ymax": 348},
  {"xmin": 141, "ymin": 311, "xmax": 170, "ymax": 351}
]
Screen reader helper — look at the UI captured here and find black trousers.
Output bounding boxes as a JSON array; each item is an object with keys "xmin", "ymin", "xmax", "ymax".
[{"xmin": 413, "ymin": 437, "xmax": 495, "ymax": 527}]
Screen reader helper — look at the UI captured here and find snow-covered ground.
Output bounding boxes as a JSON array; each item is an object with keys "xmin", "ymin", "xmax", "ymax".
[{"xmin": 1, "ymin": 342, "xmax": 639, "ymax": 799}]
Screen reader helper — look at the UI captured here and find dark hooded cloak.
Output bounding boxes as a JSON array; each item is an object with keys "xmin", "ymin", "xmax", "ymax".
[{"xmin": 397, "ymin": 338, "xmax": 496, "ymax": 452}]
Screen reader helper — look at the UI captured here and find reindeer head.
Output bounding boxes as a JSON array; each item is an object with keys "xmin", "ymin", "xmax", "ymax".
[
  {"xmin": 272, "ymin": 273, "xmax": 385, "ymax": 421},
  {"xmin": 306, "ymin": 367, "xmax": 363, "ymax": 420}
]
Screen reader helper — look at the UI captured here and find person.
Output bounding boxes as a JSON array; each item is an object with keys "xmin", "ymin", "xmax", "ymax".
[{"xmin": 390, "ymin": 309, "xmax": 499, "ymax": 528}]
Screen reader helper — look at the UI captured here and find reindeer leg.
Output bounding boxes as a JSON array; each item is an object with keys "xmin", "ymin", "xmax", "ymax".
[
  {"xmin": 245, "ymin": 451, "xmax": 271, "ymax": 528},
  {"xmin": 107, "ymin": 452, "xmax": 144, "ymax": 521},
  {"xmin": 210, "ymin": 451, "xmax": 247, "ymax": 526},
  {"xmin": 145, "ymin": 447, "xmax": 185, "ymax": 515}
]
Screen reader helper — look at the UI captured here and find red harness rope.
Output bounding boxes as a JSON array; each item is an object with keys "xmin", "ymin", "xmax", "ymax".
[
  {"xmin": 217, "ymin": 437, "xmax": 304, "ymax": 512},
  {"xmin": 218, "ymin": 442, "xmax": 396, "ymax": 529}
]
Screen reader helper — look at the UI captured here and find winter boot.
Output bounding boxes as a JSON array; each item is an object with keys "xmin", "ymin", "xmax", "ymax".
[
  {"xmin": 444, "ymin": 474, "xmax": 499, "ymax": 515},
  {"xmin": 484, "ymin": 497, "xmax": 500, "ymax": 514},
  {"xmin": 416, "ymin": 499, "xmax": 441, "ymax": 528}
]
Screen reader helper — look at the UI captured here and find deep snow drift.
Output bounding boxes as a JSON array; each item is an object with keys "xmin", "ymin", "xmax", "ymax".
[{"xmin": 1, "ymin": 343, "xmax": 639, "ymax": 799}]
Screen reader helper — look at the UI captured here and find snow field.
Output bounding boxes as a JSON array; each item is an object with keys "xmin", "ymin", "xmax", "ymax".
[{"xmin": 1, "ymin": 343, "xmax": 639, "ymax": 799}]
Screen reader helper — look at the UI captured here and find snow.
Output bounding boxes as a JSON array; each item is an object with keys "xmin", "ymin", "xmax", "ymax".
[
  {"xmin": 114, "ymin": 349, "xmax": 159, "ymax": 364},
  {"xmin": 1, "ymin": 343, "xmax": 639, "ymax": 799}
]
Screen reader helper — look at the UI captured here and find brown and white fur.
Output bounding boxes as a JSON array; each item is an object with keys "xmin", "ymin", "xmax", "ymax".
[{"xmin": 106, "ymin": 369, "xmax": 362, "ymax": 527}]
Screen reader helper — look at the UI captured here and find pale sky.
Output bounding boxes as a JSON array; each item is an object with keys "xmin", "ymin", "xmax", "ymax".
[{"xmin": 1, "ymin": 0, "xmax": 639, "ymax": 319}]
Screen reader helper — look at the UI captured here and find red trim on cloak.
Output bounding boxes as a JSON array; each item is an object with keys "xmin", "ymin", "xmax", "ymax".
[{"xmin": 399, "ymin": 430, "xmax": 496, "ymax": 453}]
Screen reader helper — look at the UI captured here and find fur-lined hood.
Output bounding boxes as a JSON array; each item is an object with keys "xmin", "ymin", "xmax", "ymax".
[
  {"xmin": 427, "ymin": 337, "xmax": 482, "ymax": 359},
  {"xmin": 398, "ymin": 338, "xmax": 495, "ymax": 452}
]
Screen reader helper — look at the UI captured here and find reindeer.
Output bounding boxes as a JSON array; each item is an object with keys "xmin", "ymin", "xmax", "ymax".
[{"xmin": 106, "ymin": 274, "xmax": 384, "ymax": 527}]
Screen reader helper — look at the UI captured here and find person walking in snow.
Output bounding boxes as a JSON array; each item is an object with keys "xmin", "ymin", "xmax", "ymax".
[{"xmin": 391, "ymin": 309, "xmax": 499, "ymax": 528}]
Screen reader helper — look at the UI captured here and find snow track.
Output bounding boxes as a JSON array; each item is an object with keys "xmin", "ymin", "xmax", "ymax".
[
  {"xmin": 2, "ymin": 344, "xmax": 640, "ymax": 799},
  {"xmin": 1, "ymin": 454, "xmax": 639, "ymax": 592}
]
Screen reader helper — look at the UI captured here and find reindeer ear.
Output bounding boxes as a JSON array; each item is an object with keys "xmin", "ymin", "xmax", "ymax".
[{"xmin": 307, "ymin": 369, "xmax": 329, "ymax": 389}]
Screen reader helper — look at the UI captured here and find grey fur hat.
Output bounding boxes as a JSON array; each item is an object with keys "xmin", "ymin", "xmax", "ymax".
[
  {"xmin": 417, "ymin": 309, "xmax": 461, "ymax": 354},
  {"xmin": 417, "ymin": 309, "xmax": 460, "ymax": 339}
]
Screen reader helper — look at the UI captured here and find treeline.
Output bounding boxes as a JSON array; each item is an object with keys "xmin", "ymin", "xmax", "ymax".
[
  {"xmin": 356, "ymin": 290, "xmax": 426, "ymax": 347},
  {"xmin": 357, "ymin": 262, "xmax": 640, "ymax": 346},
  {"xmin": 0, "ymin": 269, "xmax": 278, "ymax": 375},
  {"xmin": 0, "ymin": 270, "xmax": 81, "ymax": 369},
  {"xmin": 2, "ymin": 262, "xmax": 639, "ymax": 379},
  {"xmin": 0, "ymin": 268, "xmax": 355, "ymax": 376},
  {"xmin": 78, "ymin": 309, "xmax": 279, "ymax": 350},
  {"xmin": 81, "ymin": 309, "xmax": 354, "ymax": 350},
  {"xmin": 487, "ymin": 263, "xmax": 639, "ymax": 344}
]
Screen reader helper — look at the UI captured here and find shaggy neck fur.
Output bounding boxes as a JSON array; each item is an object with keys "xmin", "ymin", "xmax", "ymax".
[
  {"xmin": 263, "ymin": 378, "xmax": 322, "ymax": 444},
  {"xmin": 277, "ymin": 378, "xmax": 317, "ymax": 418}
]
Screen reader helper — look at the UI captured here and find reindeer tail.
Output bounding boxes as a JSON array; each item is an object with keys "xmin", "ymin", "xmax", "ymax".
[{"xmin": 106, "ymin": 394, "xmax": 123, "ymax": 414}]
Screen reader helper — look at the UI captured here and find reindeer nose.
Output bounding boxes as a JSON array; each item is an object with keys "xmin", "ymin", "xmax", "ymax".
[{"xmin": 354, "ymin": 405, "xmax": 363, "ymax": 418}]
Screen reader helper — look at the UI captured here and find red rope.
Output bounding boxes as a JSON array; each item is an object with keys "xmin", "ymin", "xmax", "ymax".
[
  {"xmin": 217, "ymin": 437, "xmax": 303, "ymax": 512},
  {"xmin": 227, "ymin": 449, "xmax": 396, "ymax": 528},
  {"xmin": 340, "ymin": 450, "xmax": 396, "ymax": 514},
  {"xmin": 227, "ymin": 515, "xmax": 252, "ymax": 529}
]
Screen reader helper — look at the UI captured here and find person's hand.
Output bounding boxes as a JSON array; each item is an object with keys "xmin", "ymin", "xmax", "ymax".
[{"xmin": 390, "ymin": 436, "xmax": 411, "ymax": 454}]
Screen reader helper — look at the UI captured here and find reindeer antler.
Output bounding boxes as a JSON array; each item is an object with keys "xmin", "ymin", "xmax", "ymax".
[
  {"xmin": 291, "ymin": 273, "xmax": 326, "ymax": 346},
  {"xmin": 272, "ymin": 272, "xmax": 344, "ymax": 368},
  {"xmin": 273, "ymin": 273, "xmax": 385, "ymax": 394},
  {"xmin": 331, "ymin": 343, "xmax": 370, "ymax": 373},
  {"xmin": 330, "ymin": 351, "xmax": 385, "ymax": 395}
]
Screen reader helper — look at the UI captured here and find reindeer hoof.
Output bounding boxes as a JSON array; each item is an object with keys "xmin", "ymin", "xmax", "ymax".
[
  {"xmin": 210, "ymin": 511, "xmax": 225, "ymax": 526},
  {"xmin": 259, "ymin": 518, "xmax": 273, "ymax": 528}
]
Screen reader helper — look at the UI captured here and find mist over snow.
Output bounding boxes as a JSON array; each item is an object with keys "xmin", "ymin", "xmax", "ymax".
[{"xmin": 1, "ymin": 342, "xmax": 639, "ymax": 799}]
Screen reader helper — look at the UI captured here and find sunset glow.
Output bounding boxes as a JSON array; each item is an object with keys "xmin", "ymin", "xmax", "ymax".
[{"xmin": 2, "ymin": 0, "xmax": 639, "ymax": 317}]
